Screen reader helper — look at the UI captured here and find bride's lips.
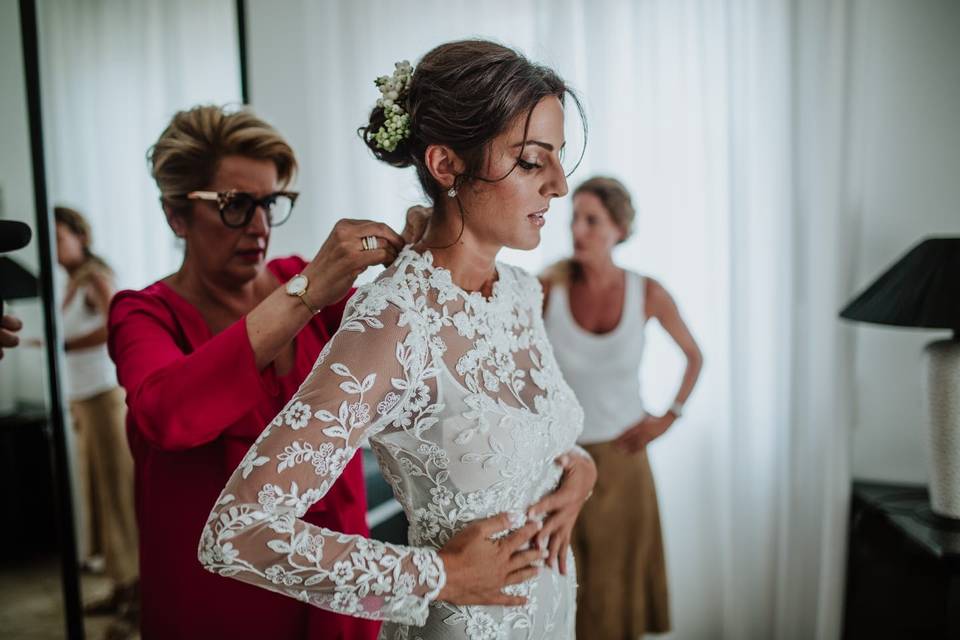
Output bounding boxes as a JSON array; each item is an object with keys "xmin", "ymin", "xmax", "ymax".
[{"xmin": 528, "ymin": 207, "xmax": 548, "ymax": 228}]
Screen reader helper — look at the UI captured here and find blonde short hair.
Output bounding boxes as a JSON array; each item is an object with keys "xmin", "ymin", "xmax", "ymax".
[{"xmin": 148, "ymin": 105, "xmax": 297, "ymax": 216}]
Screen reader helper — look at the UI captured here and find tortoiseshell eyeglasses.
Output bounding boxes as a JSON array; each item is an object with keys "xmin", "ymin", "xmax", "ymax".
[{"xmin": 183, "ymin": 190, "xmax": 299, "ymax": 228}]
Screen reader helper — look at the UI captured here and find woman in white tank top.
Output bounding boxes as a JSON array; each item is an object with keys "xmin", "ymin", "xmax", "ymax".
[
  {"xmin": 541, "ymin": 177, "xmax": 703, "ymax": 639},
  {"xmin": 55, "ymin": 207, "xmax": 139, "ymax": 631}
]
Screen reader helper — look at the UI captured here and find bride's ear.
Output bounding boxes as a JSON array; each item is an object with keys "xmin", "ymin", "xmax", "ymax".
[{"xmin": 424, "ymin": 144, "xmax": 465, "ymax": 193}]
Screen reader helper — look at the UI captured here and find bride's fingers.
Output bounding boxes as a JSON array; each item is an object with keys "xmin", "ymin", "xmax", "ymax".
[
  {"xmin": 509, "ymin": 547, "xmax": 547, "ymax": 571},
  {"xmin": 487, "ymin": 592, "xmax": 529, "ymax": 607},
  {"xmin": 548, "ymin": 526, "xmax": 571, "ymax": 571},
  {"xmin": 505, "ymin": 565, "xmax": 540, "ymax": 586},
  {"xmin": 535, "ymin": 512, "xmax": 563, "ymax": 549},
  {"xmin": 556, "ymin": 533, "xmax": 571, "ymax": 575}
]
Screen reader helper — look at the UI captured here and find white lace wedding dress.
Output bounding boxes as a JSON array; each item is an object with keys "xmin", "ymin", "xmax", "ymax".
[{"xmin": 198, "ymin": 247, "xmax": 584, "ymax": 639}]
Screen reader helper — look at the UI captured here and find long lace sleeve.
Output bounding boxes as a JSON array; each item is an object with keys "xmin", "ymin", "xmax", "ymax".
[{"xmin": 198, "ymin": 288, "xmax": 446, "ymax": 626}]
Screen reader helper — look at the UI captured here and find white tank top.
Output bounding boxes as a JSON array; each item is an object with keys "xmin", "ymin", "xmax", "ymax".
[
  {"xmin": 62, "ymin": 280, "xmax": 117, "ymax": 401},
  {"xmin": 544, "ymin": 271, "xmax": 647, "ymax": 445}
]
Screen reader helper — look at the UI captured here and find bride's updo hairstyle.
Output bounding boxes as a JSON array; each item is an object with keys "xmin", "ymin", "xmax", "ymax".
[{"xmin": 359, "ymin": 39, "xmax": 585, "ymax": 211}]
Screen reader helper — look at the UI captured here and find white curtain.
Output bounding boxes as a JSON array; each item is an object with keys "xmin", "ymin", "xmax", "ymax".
[
  {"xmin": 248, "ymin": 1, "xmax": 858, "ymax": 638},
  {"xmin": 36, "ymin": 0, "xmax": 243, "ymax": 291}
]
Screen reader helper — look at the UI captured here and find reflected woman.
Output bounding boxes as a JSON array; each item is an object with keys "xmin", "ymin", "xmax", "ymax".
[
  {"xmin": 541, "ymin": 176, "xmax": 703, "ymax": 639},
  {"xmin": 54, "ymin": 206, "xmax": 139, "ymax": 627}
]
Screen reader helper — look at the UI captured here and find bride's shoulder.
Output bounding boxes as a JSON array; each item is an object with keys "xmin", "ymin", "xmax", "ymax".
[
  {"xmin": 496, "ymin": 261, "xmax": 544, "ymax": 303},
  {"xmin": 347, "ymin": 248, "xmax": 429, "ymax": 315}
]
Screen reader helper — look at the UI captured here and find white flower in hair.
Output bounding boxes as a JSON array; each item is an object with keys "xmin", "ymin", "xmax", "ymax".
[{"xmin": 372, "ymin": 60, "xmax": 414, "ymax": 153}]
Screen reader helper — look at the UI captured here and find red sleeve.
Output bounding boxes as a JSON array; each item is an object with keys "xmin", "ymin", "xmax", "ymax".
[{"xmin": 108, "ymin": 291, "xmax": 272, "ymax": 452}]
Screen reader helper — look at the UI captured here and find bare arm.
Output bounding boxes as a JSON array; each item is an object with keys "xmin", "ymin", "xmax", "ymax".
[
  {"xmin": 646, "ymin": 277, "xmax": 703, "ymax": 410},
  {"xmin": 615, "ymin": 278, "xmax": 703, "ymax": 453}
]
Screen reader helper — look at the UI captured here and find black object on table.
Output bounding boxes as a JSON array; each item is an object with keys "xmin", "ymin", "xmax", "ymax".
[{"xmin": 843, "ymin": 481, "xmax": 960, "ymax": 639}]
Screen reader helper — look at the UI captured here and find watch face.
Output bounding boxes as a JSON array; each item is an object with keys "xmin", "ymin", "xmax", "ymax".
[{"xmin": 287, "ymin": 274, "xmax": 307, "ymax": 296}]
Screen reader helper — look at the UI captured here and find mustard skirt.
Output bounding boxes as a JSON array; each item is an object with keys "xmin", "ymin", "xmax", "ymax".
[{"xmin": 573, "ymin": 441, "xmax": 671, "ymax": 639}]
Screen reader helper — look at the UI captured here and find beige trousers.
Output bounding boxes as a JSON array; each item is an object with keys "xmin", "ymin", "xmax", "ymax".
[{"xmin": 71, "ymin": 387, "xmax": 138, "ymax": 585}]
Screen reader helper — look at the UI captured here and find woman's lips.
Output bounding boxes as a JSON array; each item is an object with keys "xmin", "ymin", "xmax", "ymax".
[
  {"xmin": 528, "ymin": 208, "xmax": 548, "ymax": 228},
  {"xmin": 236, "ymin": 248, "xmax": 264, "ymax": 263}
]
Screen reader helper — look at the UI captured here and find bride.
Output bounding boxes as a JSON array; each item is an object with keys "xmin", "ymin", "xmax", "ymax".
[{"xmin": 199, "ymin": 39, "xmax": 594, "ymax": 639}]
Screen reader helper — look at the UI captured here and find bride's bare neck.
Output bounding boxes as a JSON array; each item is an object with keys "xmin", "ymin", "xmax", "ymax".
[{"xmin": 415, "ymin": 209, "xmax": 500, "ymax": 295}]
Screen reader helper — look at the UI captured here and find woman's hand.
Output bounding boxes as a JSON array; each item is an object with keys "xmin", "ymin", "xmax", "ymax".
[
  {"xmin": 437, "ymin": 512, "xmax": 546, "ymax": 606},
  {"xmin": 0, "ymin": 314, "xmax": 23, "ymax": 359},
  {"xmin": 526, "ymin": 451, "xmax": 597, "ymax": 575},
  {"xmin": 301, "ymin": 218, "xmax": 405, "ymax": 310},
  {"xmin": 303, "ymin": 206, "xmax": 432, "ymax": 310},
  {"xmin": 614, "ymin": 413, "xmax": 675, "ymax": 454},
  {"xmin": 400, "ymin": 205, "xmax": 432, "ymax": 245}
]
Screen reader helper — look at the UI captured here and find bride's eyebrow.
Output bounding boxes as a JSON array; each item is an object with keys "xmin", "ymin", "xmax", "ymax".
[{"xmin": 510, "ymin": 140, "xmax": 565, "ymax": 152}]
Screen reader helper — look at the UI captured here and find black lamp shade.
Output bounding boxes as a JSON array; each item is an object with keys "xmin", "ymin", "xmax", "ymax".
[
  {"xmin": 839, "ymin": 237, "xmax": 960, "ymax": 330},
  {"xmin": 0, "ymin": 256, "xmax": 39, "ymax": 301}
]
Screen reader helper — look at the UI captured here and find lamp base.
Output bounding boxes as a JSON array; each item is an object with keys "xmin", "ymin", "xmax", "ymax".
[{"xmin": 924, "ymin": 337, "xmax": 960, "ymax": 519}]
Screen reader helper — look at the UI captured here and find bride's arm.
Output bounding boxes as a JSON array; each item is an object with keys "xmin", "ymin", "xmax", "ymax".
[
  {"xmin": 198, "ymin": 289, "xmax": 446, "ymax": 625},
  {"xmin": 199, "ymin": 283, "xmax": 547, "ymax": 621}
]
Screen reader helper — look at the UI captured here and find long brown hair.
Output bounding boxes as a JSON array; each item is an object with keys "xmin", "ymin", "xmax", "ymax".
[{"xmin": 53, "ymin": 206, "xmax": 113, "ymax": 279}]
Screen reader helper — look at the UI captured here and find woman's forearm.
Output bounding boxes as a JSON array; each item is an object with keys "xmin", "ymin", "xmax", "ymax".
[
  {"xmin": 672, "ymin": 348, "xmax": 703, "ymax": 407},
  {"xmin": 65, "ymin": 326, "xmax": 108, "ymax": 352},
  {"xmin": 245, "ymin": 284, "xmax": 317, "ymax": 370}
]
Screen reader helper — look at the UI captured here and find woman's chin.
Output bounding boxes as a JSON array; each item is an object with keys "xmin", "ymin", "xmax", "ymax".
[{"xmin": 508, "ymin": 228, "xmax": 543, "ymax": 252}]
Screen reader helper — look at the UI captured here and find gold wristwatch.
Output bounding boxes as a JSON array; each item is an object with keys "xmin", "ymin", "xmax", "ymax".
[{"xmin": 286, "ymin": 273, "xmax": 319, "ymax": 315}]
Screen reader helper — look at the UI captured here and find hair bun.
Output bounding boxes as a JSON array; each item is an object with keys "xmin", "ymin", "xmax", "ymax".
[{"xmin": 359, "ymin": 104, "xmax": 415, "ymax": 168}]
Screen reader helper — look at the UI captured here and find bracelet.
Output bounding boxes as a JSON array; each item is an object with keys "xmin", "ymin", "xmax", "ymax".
[{"xmin": 297, "ymin": 294, "xmax": 320, "ymax": 315}]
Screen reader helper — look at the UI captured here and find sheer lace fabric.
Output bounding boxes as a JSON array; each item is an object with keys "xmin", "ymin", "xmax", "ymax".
[{"xmin": 199, "ymin": 247, "xmax": 584, "ymax": 639}]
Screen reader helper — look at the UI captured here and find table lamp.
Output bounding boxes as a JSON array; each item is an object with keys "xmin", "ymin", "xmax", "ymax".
[{"xmin": 840, "ymin": 237, "xmax": 960, "ymax": 518}]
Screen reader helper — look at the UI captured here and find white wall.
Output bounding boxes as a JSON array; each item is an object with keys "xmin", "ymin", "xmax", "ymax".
[{"xmin": 848, "ymin": 0, "xmax": 960, "ymax": 483}]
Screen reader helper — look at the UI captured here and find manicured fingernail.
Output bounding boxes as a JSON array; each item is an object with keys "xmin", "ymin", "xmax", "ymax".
[
  {"xmin": 541, "ymin": 549, "xmax": 549, "ymax": 558},
  {"xmin": 535, "ymin": 519, "xmax": 543, "ymax": 531},
  {"xmin": 558, "ymin": 455, "xmax": 569, "ymax": 465}
]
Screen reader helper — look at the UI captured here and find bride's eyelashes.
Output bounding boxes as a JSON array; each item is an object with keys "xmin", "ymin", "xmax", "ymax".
[{"xmin": 517, "ymin": 158, "xmax": 543, "ymax": 171}]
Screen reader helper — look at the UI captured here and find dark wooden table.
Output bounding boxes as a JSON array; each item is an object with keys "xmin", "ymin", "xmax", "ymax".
[{"xmin": 844, "ymin": 481, "xmax": 960, "ymax": 639}]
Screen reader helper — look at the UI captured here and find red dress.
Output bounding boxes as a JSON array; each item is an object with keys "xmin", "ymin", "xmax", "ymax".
[{"xmin": 107, "ymin": 256, "xmax": 379, "ymax": 640}]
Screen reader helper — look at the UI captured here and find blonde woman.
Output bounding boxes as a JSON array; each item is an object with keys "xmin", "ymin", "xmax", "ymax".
[
  {"xmin": 54, "ymin": 206, "xmax": 139, "ymax": 627},
  {"xmin": 541, "ymin": 177, "xmax": 703, "ymax": 639}
]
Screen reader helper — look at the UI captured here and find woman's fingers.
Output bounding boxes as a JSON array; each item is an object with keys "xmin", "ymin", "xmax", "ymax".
[
  {"xmin": 509, "ymin": 547, "xmax": 547, "ymax": 571},
  {"xmin": 535, "ymin": 512, "xmax": 562, "ymax": 550},
  {"xmin": 488, "ymin": 593, "xmax": 529, "ymax": 607},
  {"xmin": 355, "ymin": 221, "xmax": 405, "ymax": 250},
  {"xmin": 502, "ymin": 520, "xmax": 542, "ymax": 551},
  {"xmin": 505, "ymin": 566, "xmax": 540, "ymax": 586},
  {"xmin": 401, "ymin": 205, "xmax": 431, "ymax": 244},
  {"xmin": 476, "ymin": 512, "xmax": 516, "ymax": 538},
  {"xmin": 556, "ymin": 533, "xmax": 571, "ymax": 576},
  {"xmin": 1, "ymin": 315, "xmax": 23, "ymax": 331}
]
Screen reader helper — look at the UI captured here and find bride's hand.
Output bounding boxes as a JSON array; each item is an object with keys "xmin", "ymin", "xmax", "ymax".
[
  {"xmin": 526, "ymin": 451, "xmax": 597, "ymax": 575},
  {"xmin": 437, "ymin": 512, "xmax": 545, "ymax": 606}
]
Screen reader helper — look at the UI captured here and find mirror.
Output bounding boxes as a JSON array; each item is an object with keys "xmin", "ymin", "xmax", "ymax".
[{"xmin": 0, "ymin": 1, "xmax": 77, "ymax": 638}]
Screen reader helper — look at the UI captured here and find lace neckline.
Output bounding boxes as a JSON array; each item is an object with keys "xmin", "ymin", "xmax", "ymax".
[{"xmin": 401, "ymin": 246, "xmax": 508, "ymax": 306}]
